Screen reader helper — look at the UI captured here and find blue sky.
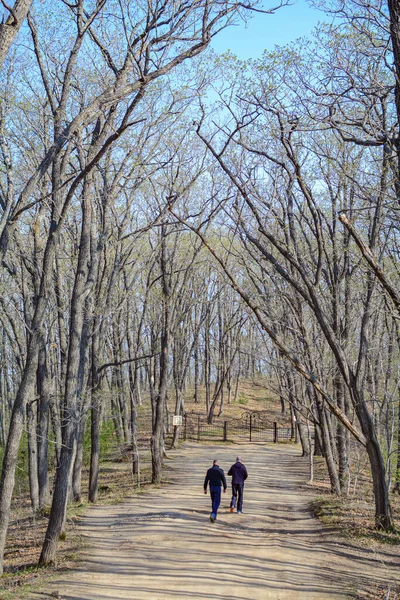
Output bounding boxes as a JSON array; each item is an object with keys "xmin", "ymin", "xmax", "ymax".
[{"xmin": 211, "ymin": 0, "xmax": 324, "ymax": 58}]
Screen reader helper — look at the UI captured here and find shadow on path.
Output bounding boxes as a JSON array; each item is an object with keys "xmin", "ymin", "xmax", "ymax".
[{"xmin": 43, "ymin": 443, "xmax": 399, "ymax": 600}]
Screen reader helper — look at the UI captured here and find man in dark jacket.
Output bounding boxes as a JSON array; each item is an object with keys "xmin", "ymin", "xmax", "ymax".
[
  {"xmin": 204, "ymin": 459, "xmax": 227, "ymax": 522},
  {"xmin": 228, "ymin": 456, "xmax": 248, "ymax": 514}
]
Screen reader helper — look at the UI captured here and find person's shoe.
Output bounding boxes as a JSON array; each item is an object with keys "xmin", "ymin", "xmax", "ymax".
[
  {"xmin": 210, "ymin": 513, "xmax": 216, "ymax": 523},
  {"xmin": 230, "ymin": 507, "xmax": 234, "ymax": 513},
  {"xmin": 237, "ymin": 510, "xmax": 242, "ymax": 514}
]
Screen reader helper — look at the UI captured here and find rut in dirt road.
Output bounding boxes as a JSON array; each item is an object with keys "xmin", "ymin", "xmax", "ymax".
[{"xmin": 42, "ymin": 443, "xmax": 399, "ymax": 600}]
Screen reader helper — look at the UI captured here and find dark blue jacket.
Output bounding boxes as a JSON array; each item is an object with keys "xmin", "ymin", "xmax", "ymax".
[
  {"xmin": 204, "ymin": 465, "xmax": 227, "ymax": 490},
  {"xmin": 228, "ymin": 461, "xmax": 248, "ymax": 485}
]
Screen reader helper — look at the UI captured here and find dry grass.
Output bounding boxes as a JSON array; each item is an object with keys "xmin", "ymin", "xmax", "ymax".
[
  {"xmin": 309, "ymin": 456, "xmax": 400, "ymax": 543},
  {"xmin": 355, "ymin": 585, "xmax": 399, "ymax": 600},
  {"xmin": 181, "ymin": 377, "xmax": 288, "ymax": 423},
  {"xmin": 308, "ymin": 456, "xmax": 400, "ymax": 600}
]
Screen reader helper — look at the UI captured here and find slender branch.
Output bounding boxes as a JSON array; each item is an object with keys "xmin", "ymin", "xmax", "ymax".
[
  {"xmin": 97, "ymin": 352, "xmax": 160, "ymax": 374},
  {"xmin": 0, "ymin": 0, "xmax": 17, "ymax": 24},
  {"xmin": 339, "ymin": 213, "xmax": 400, "ymax": 315}
]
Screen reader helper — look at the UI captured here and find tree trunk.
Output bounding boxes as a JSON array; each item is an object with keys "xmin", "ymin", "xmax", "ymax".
[
  {"xmin": 39, "ymin": 428, "xmax": 75, "ymax": 565},
  {"xmin": 193, "ymin": 311, "xmax": 200, "ymax": 404},
  {"xmin": 316, "ymin": 397, "xmax": 341, "ymax": 495},
  {"xmin": 393, "ymin": 387, "xmax": 400, "ymax": 495},
  {"xmin": 130, "ymin": 382, "xmax": 140, "ymax": 488},
  {"xmin": 366, "ymin": 437, "xmax": 393, "ymax": 529},
  {"xmin": 313, "ymin": 426, "xmax": 324, "ymax": 457},
  {"xmin": 233, "ymin": 369, "xmax": 240, "ymax": 403},
  {"xmin": 334, "ymin": 373, "xmax": 349, "ymax": 494},
  {"xmin": 388, "ymin": 0, "xmax": 400, "ymax": 195},
  {"xmin": 54, "ymin": 253, "xmax": 68, "ymax": 395},
  {"xmin": 0, "ymin": 0, "xmax": 33, "ymax": 68},
  {"xmin": 207, "ymin": 372, "xmax": 222, "ymax": 425},
  {"xmin": 49, "ymin": 388, "xmax": 62, "ymax": 468},
  {"xmin": 151, "ymin": 321, "xmax": 169, "ymax": 483},
  {"xmin": 72, "ymin": 409, "xmax": 89, "ymax": 503},
  {"xmin": 89, "ymin": 326, "xmax": 101, "ymax": 503},
  {"xmin": 204, "ymin": 316, "xmax": 211, "ymax": 414},
  {"xmin": 37, "ymin": 338, "xmax": 51, "ymax": 507},
  {"xmin": 350, "ymin": 378, "xmax": 394, "ymax": 530},
  {"xmin": 88, "ymin": 388, "xmax": 101, "ymax": 503},
  {"xmin": 110, "ymin": 370, "xmax": 124, "ymax": 443},
  {"xmin": 151, "ymin": 224, "xmax": 170, "ymax": 484},
  {"xmin": 40, "ymin": 189, "xmax": 93, "ymax": 565},
  {"xmin": 27, "ymin": 400, "xmax": 39, "ymax": 511}
]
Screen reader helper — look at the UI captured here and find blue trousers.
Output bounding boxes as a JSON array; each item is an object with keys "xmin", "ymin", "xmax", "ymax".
[
  {"xmin": 209, "ymin": 485, "xmax": 222, "ymax": 516},
  {"xmin": 230, "ymin": 483, "xmax": 244, "ymax": 512}
]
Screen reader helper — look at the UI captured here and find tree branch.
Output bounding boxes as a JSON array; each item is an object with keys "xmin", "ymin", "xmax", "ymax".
[
  {"xmin": 97, "ymin": 352, "xmax": 160, "ymax": 374},
  {"xmin": 339, "ymin": 213, "xmax": 400, "ymax": 315}
]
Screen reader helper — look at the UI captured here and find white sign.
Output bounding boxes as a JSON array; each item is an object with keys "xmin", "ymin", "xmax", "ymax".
[{"xmin": 173, "ymin": 415, "xmax": 183, "ymax": 426}]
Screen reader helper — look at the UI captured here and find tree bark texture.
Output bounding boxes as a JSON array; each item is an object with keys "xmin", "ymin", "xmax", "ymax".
[
  {"xmin": 0, "ymin": 0, "xmax": 33, "ymax": 67},
  {"xmin": 37, "ymin": 338, "xmax": 51, "ymax": 507},
  {"xmin": 40, "ymin": 189, "xmax": 93, "ymax": 565},
  {"xmin": 27, "ymin": 400, "xmax": 39, "ymax": 511}
]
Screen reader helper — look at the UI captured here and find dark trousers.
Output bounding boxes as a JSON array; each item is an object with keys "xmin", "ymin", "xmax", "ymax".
[
  {"xmin": 209, "ymin": 485, "xmax": 222, "ymax": 516},
  {"xmin": 230, "ymin": 483, "xmax": 244, "ymax": 511}
]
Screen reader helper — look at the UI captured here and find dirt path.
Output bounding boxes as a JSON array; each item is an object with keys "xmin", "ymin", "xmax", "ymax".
[{"xmin": 41, "ymin": 443, "xmax": 399, "ymax": 600}]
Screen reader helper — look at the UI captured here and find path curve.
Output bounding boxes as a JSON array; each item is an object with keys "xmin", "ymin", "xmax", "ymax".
[{"xmin": 44, "ymin": 443, "xmax": 399, "ymax": 599}]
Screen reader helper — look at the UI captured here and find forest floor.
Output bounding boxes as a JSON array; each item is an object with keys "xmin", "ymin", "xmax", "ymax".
[{"xmin": 25, "ymin": 441, "xmax": 400, "ymax": 600}]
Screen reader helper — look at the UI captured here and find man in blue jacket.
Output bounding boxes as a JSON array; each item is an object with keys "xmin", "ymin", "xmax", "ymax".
[
  {"xmin": 204, "ymin": 459, "xmax": 227, "ymax": 522},
  {"xmin": 228, "ymin": 456, "xmax": 248, "ymax": 514}
]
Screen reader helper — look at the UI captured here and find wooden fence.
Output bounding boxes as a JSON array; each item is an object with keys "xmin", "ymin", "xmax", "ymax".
[{"xmin": 180, "ymin": 412, "xmax": 294, "ymax": 444}]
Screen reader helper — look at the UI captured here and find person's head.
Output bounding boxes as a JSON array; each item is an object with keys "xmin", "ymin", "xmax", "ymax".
[
  {"xmin": 213, "ymin": 459, "xmax": 219, "ymax": 466},
  {"xmin": 236, "ymin": 456, "xmax": 242, "ymax": 462}
]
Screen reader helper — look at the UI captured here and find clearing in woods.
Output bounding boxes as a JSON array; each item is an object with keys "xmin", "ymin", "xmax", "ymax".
[{"xmin": 37, "ymin": 442, "xmax": 399, "ymax": 600}]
